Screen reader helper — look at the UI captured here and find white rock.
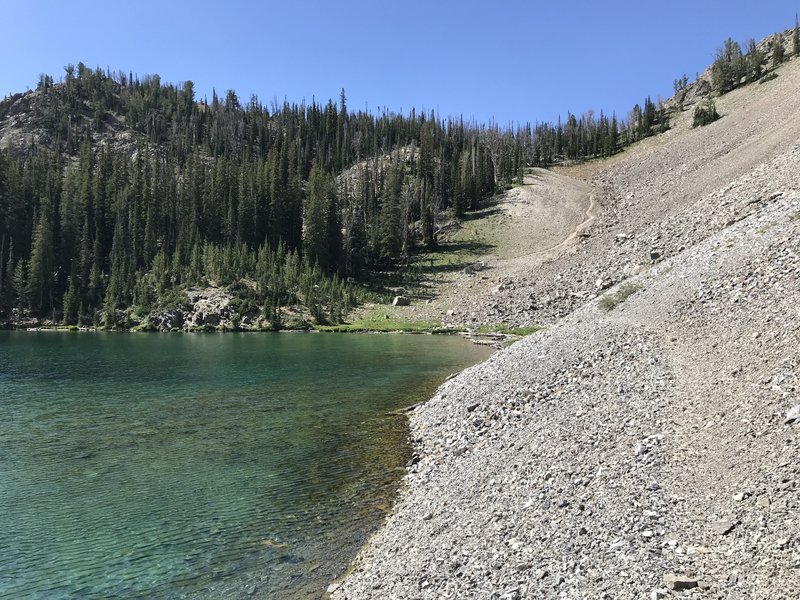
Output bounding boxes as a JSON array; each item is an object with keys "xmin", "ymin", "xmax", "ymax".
[{"xmin": 784, "ymin": 404, "xmax": 800, "ymax": 424}]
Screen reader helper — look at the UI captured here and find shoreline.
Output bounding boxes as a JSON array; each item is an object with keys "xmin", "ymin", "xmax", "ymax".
[
  {"xmin": 3, "ymin": 323, "xmax": 524, "ymax": 348},
  {"xmin": 1, "ymin": 329, "xmax": 491, "ymax": 599},
  {"xmin": 328, "ymin": 59, "xmax": 800, "ymax": 598}
]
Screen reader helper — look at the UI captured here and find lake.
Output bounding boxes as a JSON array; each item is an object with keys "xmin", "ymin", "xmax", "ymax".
[{"xmin": 0, "ymin": 331, "xmax": 491, "ymax": 599}]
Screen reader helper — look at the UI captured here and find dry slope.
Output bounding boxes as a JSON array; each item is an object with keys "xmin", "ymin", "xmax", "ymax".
[
  {"xmin": 399, "ymin": 168, "xmax": 592, "ymax": 329},
  {"xmin": 330, "ymin": 44, "xmax": 800, "ymax": 600}
]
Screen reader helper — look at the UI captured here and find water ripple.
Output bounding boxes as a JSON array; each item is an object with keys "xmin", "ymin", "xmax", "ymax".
[{"xmin": 0, "ymin": 332, "xmax": 490, "ymax": 598}]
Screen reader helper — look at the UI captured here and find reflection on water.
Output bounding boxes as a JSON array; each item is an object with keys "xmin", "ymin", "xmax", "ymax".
[{"xmin": 0, "ymin": 332, "xmax": 490, "ymax": 599}]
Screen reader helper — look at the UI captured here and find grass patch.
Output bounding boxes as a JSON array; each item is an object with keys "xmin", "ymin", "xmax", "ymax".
[
  {"xmin": 790, "ymin": 210, "xmax": 800, "ymax": 222},
  {"xmin": 598, "ymin": 283, "xmax": 641, "ymax": 312},
  {"xmin": 315, "ymin": 305, "xmax": 447, "ymax": 333},
  {"xmin": 756, "ymin": 220, "xmax": 776, "ymax": 234},
  {"xmin": 496, "ymin": 325, "xmax": 541, "ymax": 336},
  {"xmin": 315, "ymin": 319, "xmax": 447, "ymax": 333},
  {"xmin": 344, "ymin": 202, "xmax": 502, "ymax": 307},
  {"xmin": 418, "ymin": 238, "xmax": 494, "ymax": 272}
]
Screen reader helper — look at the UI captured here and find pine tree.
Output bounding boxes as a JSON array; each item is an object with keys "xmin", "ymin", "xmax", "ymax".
[
  {"xmin": 0, "ymin": 241, "xmax": 13, "ymax": 317},
  {"xmin": 12, "ymin": 259, "xmax": 28, "ymax": 313},
  {"xmin": 62, "ymin": 276, "xmax": 79, "ymax": 324},
  {"xmin": 610, "ymin": 114, "xmax": 619, "ymax": 153},
  {"xmin": 746, "ymin": 39, "xmax": 764, "ymax": 82},
  {"xmin": 304, "ymin": 163, "xmax": 340, "ymax": 273},
  {"xmin": 340, "ymin": 176, "xmax": 366, "ymax": 277},
  {"xmin": 85, "ymin": 263, "xmax": 103, "ymax": 320},
  {"xmin": 451, "ymin": 154, "xmax": 466, "ymax": 218},
  {"xmin": 773, "ymin": 34, "xmax": 786, "ymax": 66},
  {"xmin": 378, "ymin": 163, "xmax": 404, "ymax": 261},
  {"xmin": 643, "ymin": 98, "xmax": 656, "ymax": 134},
  {"xmin": 712, "ymin": 38, "xmax": 745, "ymax": 93},
  {"xmin": 325, "ymin": 177, "xmax": 342, "ymax": 272},
  {"xmin": 794, "ymin": 14, "xmax": 800, "ymax": 56},
  {"xmin": 27, "ymin": 203, "xmax": 55, "ymax": 315},
  {"xmin": 78, "ymin": 214, "xmax": 93, "ymax": 291}
]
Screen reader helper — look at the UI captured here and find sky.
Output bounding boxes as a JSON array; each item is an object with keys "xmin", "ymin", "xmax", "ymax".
[{"xmin": 2, "ymin": 1, "xmax": 798, "ymax": 126}]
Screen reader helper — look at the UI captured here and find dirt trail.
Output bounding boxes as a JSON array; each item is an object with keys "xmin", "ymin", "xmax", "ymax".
[
  {"xmin": 402, "ymin": 168, "xmax": 592, "ymax": 327},
  {"xmin": 516, "ymin": 185, "xmax": 598, "ymax": 263},
  {"xmin": 494, "ymin": 168, "xmax": 591, "ymax": 261},
  {"xmin": 334, "ymin": 48, "xmax": 800, "ymax": 600}
]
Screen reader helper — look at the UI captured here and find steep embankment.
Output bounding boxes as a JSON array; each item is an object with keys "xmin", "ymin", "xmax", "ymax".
[{"xmin": 331, "ymin": 49, "xmax": 800, "ymax": 599}]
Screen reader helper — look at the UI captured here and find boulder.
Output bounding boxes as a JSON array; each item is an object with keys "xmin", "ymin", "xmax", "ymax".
[
  {"xmin": 464, "ymin": 261, "xmax": 487, "ymax": 275},
  {"xmin": 148, "ymin": 309, "xmax": 185, "ymax": 332},
  {"xmin": 392, "ymin": 296, "xmax": 410, "ymax": 307},
  {"xmin": 711, "ymin": 520, "xmax": 736, "ymax": 536},
  {"xmin": 649, "ymin": 248, "xmax": 663, "ymax": 262},
  {"xmin": 784, "ymin": 404, "xmax": 800, "ymax": 425},
  {"xmin": 663, "ymin": 574, "xmax": 698, "ymax": 591},
  {"xmin": 595, "ymin": 278, "xmax": 612, "ymax": 291}
]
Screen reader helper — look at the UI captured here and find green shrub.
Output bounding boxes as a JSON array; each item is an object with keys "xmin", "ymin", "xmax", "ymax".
[
  {"xmin": 598, "ymin": 283, "xmax": 641, "ymax": 312},
  {"xmin": 284, "ymin": 318, "xmax": 312, "ymax": 331},
  {"xmin": 227, "ymin": 281, "xmax": 255, "ymax": 298},
  {"xmin": 692, "ymin": 99, "xmax": 720, "ymax": 128},
  {"xmin": 229, "ymin": 297, "xmax": 259, "ymax": 316},
  {"xmin": 156, "ymin": 288, "xmax": 187, "ymax": 311},
  {"xmin": 758, "ymin": 72, "xmax": 778, "ymax": 84}
]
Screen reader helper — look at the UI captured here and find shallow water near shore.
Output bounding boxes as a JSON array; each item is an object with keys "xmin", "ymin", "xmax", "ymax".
[{"xmin": 0, "ymin": 331, "xmax": 490, "ymax": 599}]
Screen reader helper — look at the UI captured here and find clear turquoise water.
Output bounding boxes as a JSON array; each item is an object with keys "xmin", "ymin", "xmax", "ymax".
[{"xmin": 0, "ymin": 331, "xmax": 491, "ymax": 599}]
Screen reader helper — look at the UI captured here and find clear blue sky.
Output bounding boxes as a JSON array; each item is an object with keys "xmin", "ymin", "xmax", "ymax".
[{"xmin": 2, "ymin": 1, "xmax": 798, "ymax": 126}]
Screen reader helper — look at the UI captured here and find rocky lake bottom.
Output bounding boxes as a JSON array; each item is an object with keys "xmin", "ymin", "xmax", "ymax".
[{"xmin": 0, "ymin": 331, "xmax": 490, "ymax": 599}]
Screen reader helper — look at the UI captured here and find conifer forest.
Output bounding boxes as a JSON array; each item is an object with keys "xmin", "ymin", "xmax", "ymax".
[{"xmin": 0, "ymin": 64, "xmax": 670, "ymax": 328}]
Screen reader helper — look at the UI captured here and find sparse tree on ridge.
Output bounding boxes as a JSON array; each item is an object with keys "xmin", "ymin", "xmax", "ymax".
[
  {"xmin": 693, "ymin": 98, "xmax": 720, "ymax": 128},
  {"xmin": 746, "ymin": 39, "xmax": 764, "ymax": 82},
  {"xmin": 772, "ymin": 34, "xmax": 786, "ymax": 66},
  {"xmin": 673, "ymin": 74, "xmax": 690, "ymax": 110},
  {"xmin": 712, "ymin": 38, "xmax": 746, "ymax": 93},
  {"xmin": 794, "ymin": 14, "xmax": 800, "ymax": 56}
]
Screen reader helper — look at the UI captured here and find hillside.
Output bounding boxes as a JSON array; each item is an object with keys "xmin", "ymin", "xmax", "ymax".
[
  {"xmin": 0, "ymin": 71, "xmax": 499, "ymax": 330},
  {"xmin": 0, "ymin": 59, "xmax": 672, "ymax": 331},
  {"xmin": 382, "ymin": 26, "xmax": 800, "ymax": 333},
  {"xmin": 331, "ymin": 32, "xmax": 800, "ymax": 600}
]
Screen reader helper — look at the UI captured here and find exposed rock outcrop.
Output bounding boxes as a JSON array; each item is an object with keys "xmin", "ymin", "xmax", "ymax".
[{"xmin": 146, "ymin": 286, "xmax": 263, "ymax": 332}]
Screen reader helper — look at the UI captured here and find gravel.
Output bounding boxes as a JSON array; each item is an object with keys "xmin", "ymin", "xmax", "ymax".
[{"xmin": 331, "ymin": 54, "xmax": 800, "ymax": 600}]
